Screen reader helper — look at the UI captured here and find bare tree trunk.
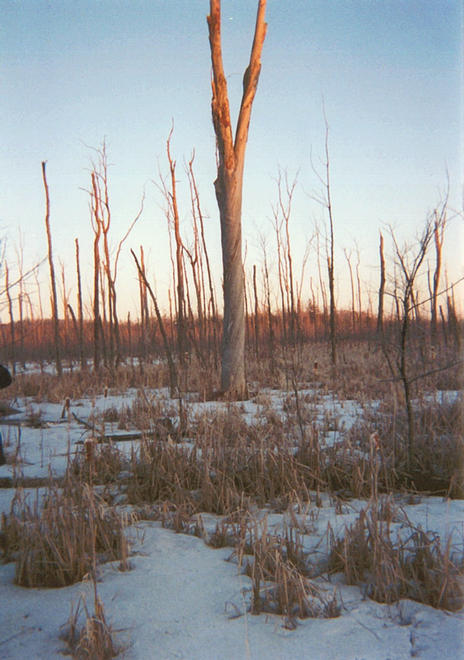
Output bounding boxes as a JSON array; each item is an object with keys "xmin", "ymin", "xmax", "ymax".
[
  {"xmin": 207, "ymin": 0, "xmax": 267, "ymax": 399},
  {"xmin": 127, "ymin": 312, "xmax": 132, "ymax": 365},
  {"xmin": 67, "ymin": 303, "xmax": 79, "ymax": 365},
  {"xmin": 60, "ymin": 262, "xmax": 70, "ymax": 367},
  {"xmin": 274, "ymin": 212, "xmax": 288, "ymax": 343},
  {"xmin": 186, "ymin": 163, "xmax": 204, "ymax": 348},
  {"xmin": 91, "ymin": 172, "xmax": 102, "ymax": 372},
  {"xmin": 390, "ymin": 219, "xmax": 434, "ymax": 471},
  {"xmin": 188, "ymin": 158, "xmax": 219, "ymax": 363},
  {"xmin": 41, "ymin": 162, "xmax": 62, "ymax": 376},
  {"xmin": 259, "ymin": 234, "xmax": 275, "ymax": 370},
  {"xmin": 166, "ymin": 132, "xmax": 187, "ymax": 366},
  {"xmin": 15, "ymin": 240, "xmax": 26, "ymax": 368},
  {"xmin": 273, "ymin": 171, "xmax": 297, "ymax": 343},
  {"xmin": 75, "ymin": 238, "xmax": 86, "ymax": 369},
  {"xmin": 430, "ymin": 202, "xmax": 447, "ymax": 343},
  {"xmin": 252, "ymin": 264, "xmax": 259, "ymax": 359},
  {"xmin": 5, "ymin": 264, "xmax": 16, "ymax": 375},
  {"xmin": 326, "ymin": 169, "xmax": 336, "ymax": 365},
  {"xmin": 377, "ymin": 231, "xmax": 386, "ymax": 334},
  {"xmin": 315, "ymin": 228, "xmax": 328, "ymax": 331},
  {"xmin": 344, "ymin": 248, "xmax": 356, "ymax": 333},
  {"xmin": 311, "ymin": 119, "xmax": 336, "ymax": 365},
  {"xmin": 131, "ymin": 250, "xmax": 179, "ymax": 397},
  {"xmin": 355, "ymin": 242, "xmax": 362, "ymax": 330},
  {"xmin": 138, "ymin": 245, "xmax": 149, "ymax": 360},
  {"xmin": 447, "ymin": 292, "xmax": 461, "ymax": 351}
]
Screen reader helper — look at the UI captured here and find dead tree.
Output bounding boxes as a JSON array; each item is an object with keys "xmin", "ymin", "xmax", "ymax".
[
  {"xmin": 4, "ymin": 264, "xmax": 15, "ymax": 374},
  {"xmin": 131, "ymin": 249, "xmax": 179, "ymax": 397},
  {"xmin": 187, "ymin": 155, "xmax": 219, "ymax": 363},
  {"xmin": 138, "ymin": 245, "xmax": 149, "ymax": 358},
  {"xmin": 259, "ymin": 232, "xmax": 275, "ymax": 370},
  {"xmin": 388, "ymin": 219, "xmax": 434, "ymax": 471},
  {"xmin": 41, "ymin": 162, "xmax": 62, "ymax": 376},
  {"xmin": 252, "ymin": 264, "xmax": 259, "ymax": 358},
  {"xmin": 355, "ymin": 241, "xmax": 362, "ymax": 328},
  {"xmin": 377, "ymin": 231, "xmax": 386, "ymax": 334},
  {"xmin": 207, "ymin": 0, "xmax": 267, "ymax": 399},
  {"xmin": 272, "ymin": 171, "xmax": 298, "ymax": 344},
  {"xmin": 429, "ymin": 198, "xmax": 447, "ymax": 343},
  {"xmin": 165, "ymin": 131, "xmax": 187, "ymax": 366},
  {"xmin": 186, "ymin": 154, "xmax": 206, "ymax": 351},
  {"xmin": 88, "ymin": 144, "xmax": 142, "ymax": 369},
  {"xmin": 311, "ymin": 118, "xmax": 337, "ymax": 365},
  {"xmin": 91, "ymin": 171, "xmax": 103, "ymax": 371},
  {"xmin": 344, "ymin": 248, "xmax": 356, "ymax": 333},
  {"xmin": 75, "ymin": 238, "xmax": 86, "ymax": 369}
]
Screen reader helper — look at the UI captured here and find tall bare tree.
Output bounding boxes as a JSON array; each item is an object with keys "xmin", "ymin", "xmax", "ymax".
[
  {"xmin": 377, "ymin": 231, "xmax": 386, "ymax": 334},
  {"xmin": 311, "ymin": 118, "xmax": 337, "ymax": 365},
  {"xmin": 207, "ymin": 0, "xmax": 267, "ymax": 399},
  {"xmin": 429, "ymin": 197, "xmax": 447, "ymax": 343},
  {"xmin": 387, "ymin": 219, "xmax": 434, "ymax": 470},
  {"xmin": 90, "ymin": 171, "xmax": 103, "ymax": 371},
  {"xmin": 42, "ymin": 162, "xmax": 62, "ymax": 376},
  {"xmin": 75, "ymin": 238, "xmax": 86, "ymax": 369}
]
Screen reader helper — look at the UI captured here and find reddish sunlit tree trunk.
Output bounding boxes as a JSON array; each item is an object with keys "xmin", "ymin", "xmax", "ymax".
[
  {"xmin": 75, "ymin": 238, "xmax": 86, "ymax": 369},
  {"xmin": 207, "ymin": 0, "xmax": 267, "ymax": 399},
  {"xmin": 377, "ymin": 231, "xmax": 386, "ymax": 334},
  {"xmin": 42, "ymin": 162, "xmax": 62, "ymax": 376}
]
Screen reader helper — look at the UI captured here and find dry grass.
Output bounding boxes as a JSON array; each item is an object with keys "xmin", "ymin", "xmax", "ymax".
[
  {"xmin": 241, "ymin": 517, "xmax": 340, "ymax": 629},
  {"xmin": 61, "ymin": 577, "xmax": 120, "ymax": 659},
  {"xmin": 126, "ymin": 406, "xmax": 320, "ymax": 515},
  {"xmin": 1, "ymin": 477, "xmax": 131, "ymax": 587},
  {"xmin": 328, "ymin": 496, "xmax": 464, "ymax": 611},
  {"xmin": 3, "ymin": 361, "xmax": 170, "ymax": 403},
  {"xmin": 1, "ymin": 335, "xmax": 461, "ymax": 631},
  {"xmin": 344, "ymin": 395, "xmax": 464, "ymax": 496}
]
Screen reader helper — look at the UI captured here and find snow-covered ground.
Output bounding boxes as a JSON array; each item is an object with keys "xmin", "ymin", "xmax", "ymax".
[{"xmin": 0, "ymin": 388, "xmax": 463, "ymax": 659}]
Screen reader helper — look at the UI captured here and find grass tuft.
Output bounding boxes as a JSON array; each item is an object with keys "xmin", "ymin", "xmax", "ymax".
[
  {"xmin": 328, "ymin": 496, "xmax": 464, "ymax": 611},
  {"xmin": 1, "ymin": 477, "xmax": 130, "ymax": 587}
]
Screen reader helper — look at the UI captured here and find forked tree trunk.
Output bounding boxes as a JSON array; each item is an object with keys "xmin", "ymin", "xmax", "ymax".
[{"xmin": 207, "ymin": 0, "xmax": 267, "ymax": 399}]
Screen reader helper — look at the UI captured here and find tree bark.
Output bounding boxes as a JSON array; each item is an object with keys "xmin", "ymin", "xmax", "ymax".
[{"xmin": 207, "ymin": 0, "xmax": 267, "ymax": 399}]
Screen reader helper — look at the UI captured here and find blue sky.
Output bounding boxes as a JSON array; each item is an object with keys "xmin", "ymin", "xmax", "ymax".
[{"xmin": 0, "ymin": 0, "xmax": 462, "ymax": 316}]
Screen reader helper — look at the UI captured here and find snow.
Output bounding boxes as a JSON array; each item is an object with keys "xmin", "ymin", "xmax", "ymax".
[{"xmin": 0, "ymin": 388, "xmax": 463, "ymax": 659}]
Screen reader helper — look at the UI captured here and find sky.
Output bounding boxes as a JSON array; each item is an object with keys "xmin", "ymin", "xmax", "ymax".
[{"xmin": 0, "ymin": 0, "xmax": 462, "ymax": 318}]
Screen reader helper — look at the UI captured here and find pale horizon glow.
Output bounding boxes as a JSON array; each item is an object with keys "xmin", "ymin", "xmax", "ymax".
[{"xmin": 0, "ymin": 0, "xmax": 462, "ymax": 320}]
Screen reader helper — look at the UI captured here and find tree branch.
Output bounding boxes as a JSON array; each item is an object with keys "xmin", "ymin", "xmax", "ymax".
[
  {"xmin": 207, "ymin": 0, "xmax": 235, "ymax": 170},
  {"xmin": 234, "ymin": 0, "xmax": 267, "ymax": 162}
]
